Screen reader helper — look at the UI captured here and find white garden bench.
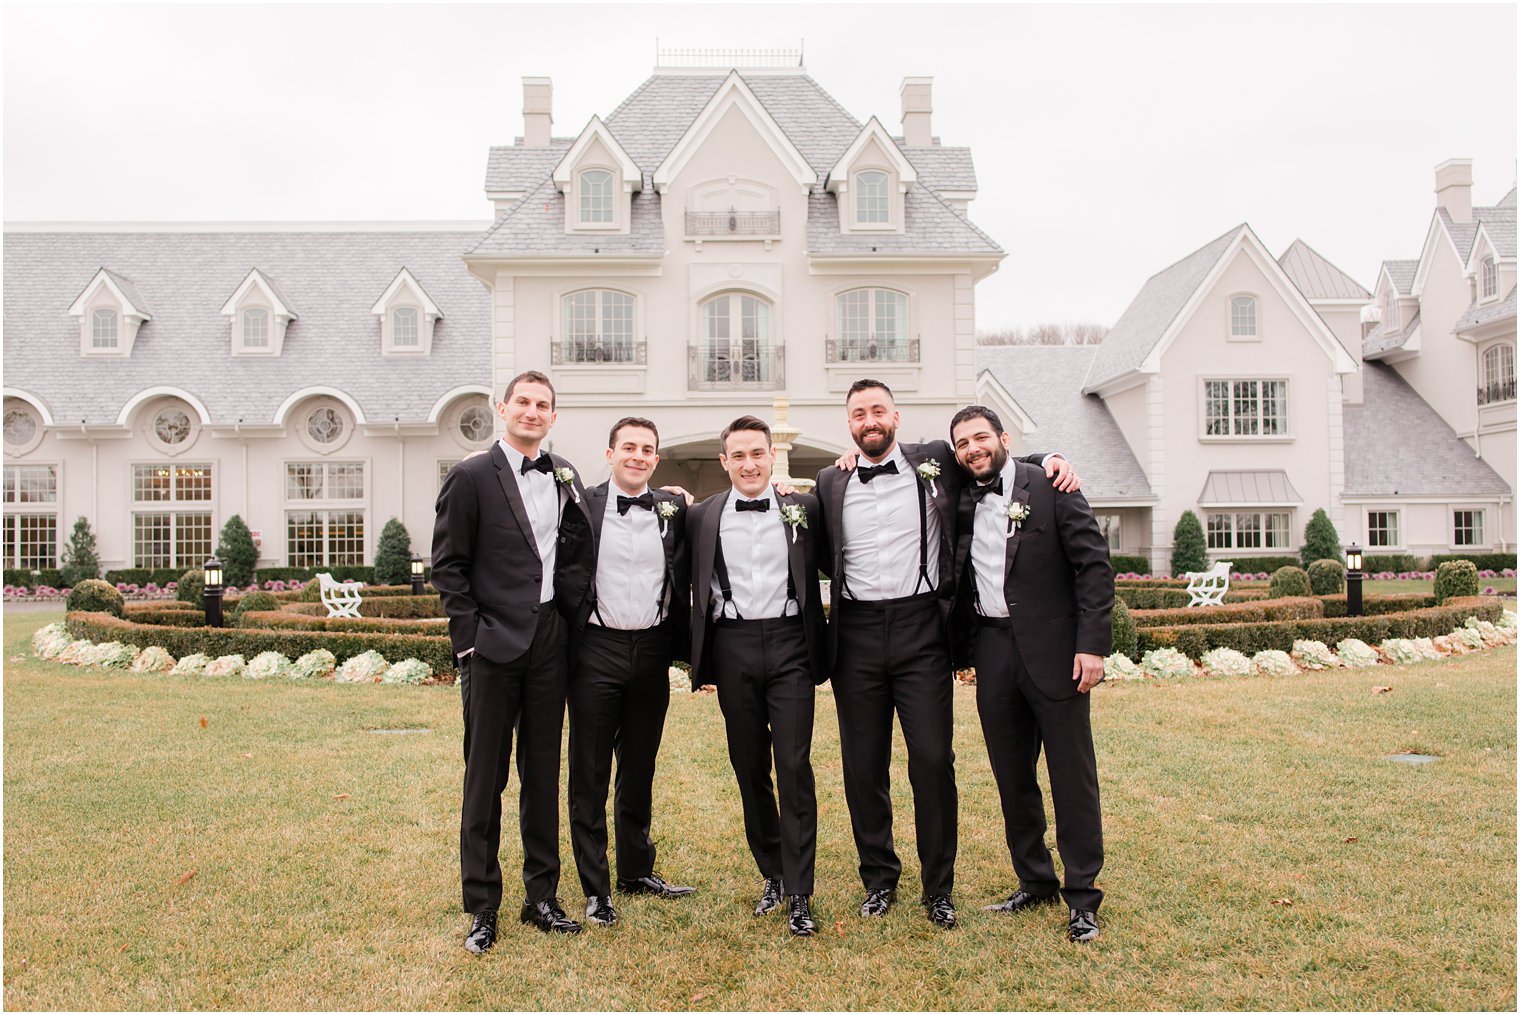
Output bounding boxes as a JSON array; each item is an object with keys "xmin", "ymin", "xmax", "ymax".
[
  {"xmin": 1184, "ymin": 560, "xmax": 1233, "ymax": 607},
  {"xmin": 317, "ymin": 572, "xmax": 363, "ymax": 618}
]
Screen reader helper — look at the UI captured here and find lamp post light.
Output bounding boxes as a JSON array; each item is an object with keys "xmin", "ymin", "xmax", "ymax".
[
  {"xmin": 1345, "ymin": 544, "xmax": 1364, "ymax": 618},
  {"xmin": 410, "ymin": 556, "xmax": 426, "ymax": 596},
  {"xmin": 203, "ymin": 556, "xmax": 225, "ymax": 628}
]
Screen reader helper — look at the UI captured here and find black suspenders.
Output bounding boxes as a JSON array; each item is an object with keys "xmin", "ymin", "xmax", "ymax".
[
  {"xmin": 713, "ymin": 518, "xmax": 797, "ymax": 621},
  {"xmin": 839, "ymin": 471, "xmax": 934, "ymax": 600}
]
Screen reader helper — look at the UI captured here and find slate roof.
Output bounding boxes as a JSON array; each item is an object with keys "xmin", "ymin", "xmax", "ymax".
[
  {"xmin": 1082, "ymin": 226, "xmax": 1241, "ymax": 391},
  {"xmin": 98, "ymin": 268, "xmax": 153, "ymax": 316},
  {"xmin": 805, "ymin": 186, "xmax": 1001, "ymax": 255},
  {"xmin": 1343, "ymin": 362, "xmax": 1510, "ymax": 496},
  {"xmin": 483, "ymin": 140, "xmax": 573, "ymax": 193},
  {"xmin": 470, "ymin": 176, "xmax": 667, "ymax": 257},
  {"xmin": 1362, "ymin": 308, "xmax": 1420, "ymax": 358},
  {"xmin": 1455, "ymin": 285, "xmax": 1517, "ymax": 333},
  {"xmin": 4, "ymin": 230, "xmax": 490, "ymax": 426},
  {"xmin": 1277, "ymin": 239, "xmax": 1369, "ymax": 300},
  {"xmin": 897, "ymin": 144, "xmax": 977, "ymax": 192},
  {"xmin": 1197, "ymin": 470, "xmax": 1302, "ymax": 505},
  {"xmin": 1382, "ymin": 259, "xmax": 1418, "ymax": 295},
  {"xmin": 1436, "ymin": 203, "xmax": 1517, "ymax": 260},
  {"xmin": 1499, "ymin": 186, "xmax": 1517, "ymax": 208},
  {"xmin": 976, "ymin": 345, "xmax": 1154, "ymax": 502}
]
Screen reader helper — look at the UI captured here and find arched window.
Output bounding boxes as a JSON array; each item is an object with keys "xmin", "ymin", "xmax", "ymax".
[
  {"xmin": 1480, "ymin": 344, "xmax": 1516, "ymax": 404},
  {"xmin": 1230, "ymin": 296, "xmax": 1257, "ymax": 338},
  {"xmin": 242, "ymin": 308, "xmax": 269, "ymax": 349},
  {"xmin": 579, "ymin": 169, "xmax": 614, "ymax": 225},
  {"xmin": 1482, "ymin": 257, "xmax": 1498, "ymax": 300},
  {"xmin": 855, "ymin": 171, "xmax": 889, "ymax": 224},
  {"xmin": 92, "ymin": 308, "xmax": 118, "ymax": 349},
  {"xmin": 699, "ymin": 292, "xmax": 773, "ymax": 387},
  {"xmin": 393, "ymin": 307, "xmax": 419, "ymax": 347},
  {"xmin": 560, "ymin": 289, "xmax": 636, "ymax": 363},
  {"xmin": 834, "ymin": 288, "xmax": 910, "ymax": 362}
]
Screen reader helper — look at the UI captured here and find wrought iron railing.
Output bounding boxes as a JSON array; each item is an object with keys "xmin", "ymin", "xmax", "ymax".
[
  {"xmin": 550, "ymin": 338, "xmax": 646, "ymax": 366},
  {"xmin": 825, "ymin": 337, "xmax": 921, "ymax": 364},
  {"xmin": 688, "ymin": 342, "xmax": 784, "ymax": 391},
  {"xmin": 1477, "ymin": 380, "xmax": 1517, "ymax": 405},
  {"xmin": 685, "ymin": 210, "xmax": 781, "ymax": 237}
]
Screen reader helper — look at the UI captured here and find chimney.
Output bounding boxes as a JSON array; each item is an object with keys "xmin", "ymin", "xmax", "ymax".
[
  {"xmin": 1434, "ymin": 158, "xmax": 1473, "ymax": 223},
  {"xmin": 523, "ymin": 77, "xmax": 553, "ymax": 148},
  {"xmin": 900, "ymin": 77, "xmax": 932, "ymax": 148}
]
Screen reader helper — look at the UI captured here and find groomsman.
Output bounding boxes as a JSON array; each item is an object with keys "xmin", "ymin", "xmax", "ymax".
[
  {"xmin": 949, "ymin": 405, "xmax": 1113, "ymax": 944},
  {"xmin": 688, "ymin": 415, "xmax": 828, "ymax": 937},
  {"xmin": 567, "ymin": 416, "xmax": 695, "ymax": 927},
  {"xmin": 815, "ymin": 379, "xmax": 1079, "ymax": 929},
  {"xmin": 432, "ymin": 370, "xmax": 594, "ymax": 952}
]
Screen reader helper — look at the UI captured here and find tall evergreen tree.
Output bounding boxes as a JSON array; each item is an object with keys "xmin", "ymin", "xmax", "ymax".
[
  {"xmin": 58, "ymin": 516, "xmax": 101, "ymax": 587},
  {"xmin": 373, "ymin": 517, "xmax": 414, "ymax": 586},
  {"xmin": 216, "ymin": 514, "xmax": 259, "ymax": 587},
  {"xmin": 1300, "ymin": 508, "xmax": 1341, "ymax": 569},
  {"xmin": 1170, "ymin": 510, "xmax": 1209, "ymax": 576}
]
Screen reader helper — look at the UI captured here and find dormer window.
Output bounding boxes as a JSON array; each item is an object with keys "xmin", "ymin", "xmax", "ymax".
[
  {"xmin": 826, "ymin": 117, "xmax": 916, "ymax": 236},
  {"xmin": 553, "ymin": 116, "xmax": 641, "ymax": 236},
  {"xmin": 579, "ymin": 170, "xmax": 614, "ymax": 225},
  {"xmin": 371, "ymin": 268, "xmax": 442, "ymax": 355},
  {"xmin": 69, "ymin": 268, "xmax": 151, "ymax": 356},
  {"xmin": 1229, "ymin": 296, "xmax": 1258, "ymax": 339},
  {"xmin": 856, "ymin": 171, "xmax": 890, "ymax": 224},
  {"xmin": 1482, "ymin": 257, "xmax": 1498, "ymax": 300},
  {"xmin": 92, "ymin": 309, "xmax": 119, "ymax": 349},
  {"xmin": 242, "ymin": 308, "xmax": 270, "ymax": 350},
  {"xmin": 1383, "ymin": 289, "xmax": 1397, "ymax": 332},
  {"xmin": 221, "ymin": 268, "xmax": 296, "ymax": 356},
  {"xmin": 393, "ymin": 308, "xmax": 419, "ymax": 348}
]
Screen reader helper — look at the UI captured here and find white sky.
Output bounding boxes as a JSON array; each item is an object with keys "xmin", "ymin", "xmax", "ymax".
[{"xmin": 4, "ymin": 2, "xmax": 1515, "ymax": 329}]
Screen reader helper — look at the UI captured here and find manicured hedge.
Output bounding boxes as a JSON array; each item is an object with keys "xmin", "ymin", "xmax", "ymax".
[
  {"xmin": 254, "ymin": 565, "xmax": 378, "ymax": 584},
  {"xmin": 118, "ymin": 606, "xmax": 209, "ymax": 628},
  {"xmin": 1134, "ymin": 597, "xmax": 1502, "ymax": 659},
  {"xmin": 1130, "ymin": 597, "xmax": 1323, "ymax": 628},
  {"xmin": 4, "ymin": 568, "xmax": 64, "ymax": 589},
  {"xmin": 1116, "ymin": 587, "xmax": 1269, "ymax": 610},
  {"xmin": 66, "ymin": 610, "xmax": 456, "ymax": 675},
  {"xmin": 104, "ymin": 568, "xmax": 185, "ymax": 587},
  {"xmin": 125, "ymin": 600, "xmax": 199, "ymax": 613},
  {"xmin": 1429, "ymin": 552, "xmax": 1517, "ymax": 572},
  {"xmin": 1318, "ymin": 593, "xmax": 1434, "ymax": 617},
  {"xmin": 240, "ymin": 610, "xmax": 449, "ymax": 636},
  {"xmin": 1110, "ymin": 555, "xmax": 1149, "ymax": 576},
  {"xmin": 1364, "ymin": 554, "xmax": 1421, "ymax": 573},
  {"xmin": 1226, "ymin": 555, "xmax": 1301, "ymax": 574},
  {"xmin": 279, "ymin": 594, "xmax": 442, "ymax": 619},
  {"xmin": 1115, "ymin": 578, "xmax": 1191, "ymax": 589},
  {"xmin": 269, "ymin": 583, "xmax": 436, "ymax": 604}
]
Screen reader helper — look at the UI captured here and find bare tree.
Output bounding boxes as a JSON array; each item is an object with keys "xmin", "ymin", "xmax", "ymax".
[{"xmin": 975, "ymin": 323, "xmax": 1110, "ymax": 346}]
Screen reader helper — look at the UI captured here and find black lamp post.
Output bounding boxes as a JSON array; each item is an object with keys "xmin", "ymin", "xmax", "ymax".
[
  {"xmin": 203, "ymin": 556, "xmax": 225, "ymax": 628},
  {"xmin": 1345, "ymin": 544, "xmax": 1364, "ymax": 618},
  {"xmin": 410, "ymin": 556, "xmax": 426, "ymax": 596}
]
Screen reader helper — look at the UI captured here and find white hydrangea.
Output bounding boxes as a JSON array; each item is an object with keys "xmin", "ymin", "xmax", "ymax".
[
  {"xmin": 246, "ymin": 651, "xmax": 292, "ymax": 680},
  {"xmin": 1140, "ymin": 647, "xmax": 1195, "ymax": 679},
  {"xmin": 291, "ymin": 649, "xmax": 337, "ymax": 681},
  {"xmin": 1104, "ymin": 654, "xmax": 1144, "ymax": 681},
  {"xmin": 1335, "ymin": 638, "xmax": 1380, "ymax": 668},
  {"xmin": 336, "ymin": 650, "xmax": 390, "ymax": 683},
  {"xmin": 31, "ymin": 622, "xmax": 74, "ymax": 660},
  {"xmin": 1378, "ymin": 639, "xmax": 1423, "ymax": 666},
  {"xmin": 1251, "ymin": 650, "xmax": 1299, "ymax": 676},
  {"xmin": 668, "ymin": 665, "xmax": 692, "ymax": 693},
  {"xmin": 170, "ymin": 653, "xmax": 212, "ymax": 676},
  {"xmin": 382, "ymin": 659, "xmax": 431, "ymax": 685},
  {"xmin": 1410, "ymin": 637, "xmax": 1443, "ymax": 660},
  {"xmin": 1291, "ymin": 640, "xmax": 1339, "ymax": 670},
  {"xmin": 129, "ymin": 646, "xmax": 176, "ymax": 673},
  {"xmin": 204, "ymin": 654, "xmax": 247, "ymax": 678},
  {"xmin": 1201, "ymin": 647, "xmax": 1253, "ymax": 677}
]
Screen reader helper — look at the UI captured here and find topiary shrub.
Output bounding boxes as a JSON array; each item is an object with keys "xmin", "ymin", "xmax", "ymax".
[
  {"xmin": 1269, "ymin": 566, "xmax": 1312, "ymax": 598},
  {"xmin": 233, "ymin": 590, "xmax": 282, "ymax": 625},
  {"xmin": 373, "ymin": 517, "xmax": 415, "ymax": 587},
  {"xmin": 177, "ymin": 569, "xmax": 204, "ymax": 605},
  {"xmin": 1307, "ymin": 558, "xmax": 1346, "ymax": 595},
  {"xmin": 1110, "ymin": 598, "xmax": 1137, "ymax": 661},
  {"xmin": 66, "ymin": 578, "xmax": 124, "ymax": 618},
  {"xmin": 1300, "ymin": 508, "xmax": 1341, "ymax": 569},
  {"xmin": 216, "ymin": 515, "xmax": 259, "ymax": 588},
  {"xmin": 1170, "ymin": 511, "xmax": 1208, "ymax": 577},
  {"xmin": 1434, "ymin": 560, "xmax": 1480, "ymax": 604},
  {"xmin": 59, "ymin": 517, "xmax": 102, "ymax": 588}
]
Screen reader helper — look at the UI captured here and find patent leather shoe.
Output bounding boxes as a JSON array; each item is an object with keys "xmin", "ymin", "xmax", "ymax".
[
  {"xmin": 464, "ymin": 910, "xmax": 497, "ymax": 954},
  {"xmin": 924, "ymin": 893, "xmax": 958, "ymax": 929},
  {"xmin": 754, "ymin": 876, "xmax": 784, "ymax": 916},
  {"xmin": 617, "ymin": 872, "xmax": 696, "ymax": 898},
  {"xmin": 787, "ymin": 895, "xmax": 817, "ymax": 937},
  {"xmin": 1068, "ymin": 908, "xmax": 1100, "ymax": 943},
  {"xmin": 982, "ymin": 888, "xmax": 1060, "ymax": 914},
  {"xmin": 859, "ymin": 888, "xmax": 896, "ymax": 917},
  {"xmin": 519, "ymin": 898, "xmax": 582, "ymax": 934},
  {"xmin": 584, "ymin": 895, "xmax": 618, "ymax": 926}
]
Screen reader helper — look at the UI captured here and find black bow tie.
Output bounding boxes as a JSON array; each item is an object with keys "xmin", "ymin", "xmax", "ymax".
[
  {"xmin": 971, "ymin": 478, "xmax": 1004, "ymax": 501},
  {"xmin": 520, "ymin": 453, "xmax": 554, "ymax": 476},
  {"xmin": 735, "ymin": 498, "xmax": 770, "ymax": 513},
  {"xmin": 617, "ymin": 492, "xmax": 655, "ymax": 515},
  {"xmin": 856, "ymin": 460, "xmax": 899, "ymax": 484}
]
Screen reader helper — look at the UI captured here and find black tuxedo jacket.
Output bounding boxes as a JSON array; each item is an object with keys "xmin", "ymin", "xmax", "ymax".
[
  {"xmin": 950, "ymin": 459, "xmax": 1114, "ymax": 699},
  {"xmin": 687, "ymin": 488, "xmax": 828, "ymax": 688},
  {"xmin": 814, "ymin": 442, "xmax": 1054, "ymax": 668},
  {"xmin": 431, "ymin": 442, "xmax": 594, "ymax": 664},
  {"xmin": 569, "ymin": 481, "xmax": 691, "ymax": 663}
]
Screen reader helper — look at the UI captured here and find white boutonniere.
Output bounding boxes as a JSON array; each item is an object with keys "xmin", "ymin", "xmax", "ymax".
[
  {"xmin": 1005, "ymin": 500, "xmax": 1031, "ymax": 537},
  {"xmin": 917, "ymin": 459, "xmax": 942, "ymax": 499},
  {"xmin": 780, "ymin": 503, "xmax": 808, "ymax": 544},
  {"xmin": 553, "ymin": 466, "xmax": 581, "ymax": 503},
  {"xmin": 657, "ymin": 499, "xmax": 678, "ymax": 537}
]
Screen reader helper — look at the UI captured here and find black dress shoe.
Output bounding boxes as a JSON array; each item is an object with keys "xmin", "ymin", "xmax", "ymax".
[
  {"xmin": 617, "ymin": 872, "xmax": 696, "ymax": 898},
  {"xmin": 859, "ymin": 888, "xmax": 896, "ymax": 917},
  {"xmin": 982, "ymin": 888, "xmax": 1060, "ymax": 914},
  {"xmin": 787, "ymin": 895, "xmax": 817, "ymax": 937},
  {"xmin": 584, "ymin": 895, "xmax": 618, "ymax": 926},
  {"xmin": 464, "ymin": 910, "xmax": 497, "ymax": 954},
  {"xmin": 924, "ymin": 894, "xmax": 958, "ymax": 929},
  {"xmin": 1068, "ymin": 908, "xmax": 1099, "ymax": 943},
  {"xmin": 519, "ymin": 898, "xmax": 583, "ymax": 934},
  {"xmin": 754, "ymin": 876, "xmax": 784, "ymax": 916}
]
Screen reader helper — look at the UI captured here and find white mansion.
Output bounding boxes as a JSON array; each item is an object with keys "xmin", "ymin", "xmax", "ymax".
[{"xmin": 3, "ymin": 59, "xmax": 1514, "ymax": 577}]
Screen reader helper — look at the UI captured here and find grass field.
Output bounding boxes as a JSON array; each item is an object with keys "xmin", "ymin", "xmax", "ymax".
[{"xmin": 3, "ymin": 608, "xmax": 1515, "ymax": 1010}]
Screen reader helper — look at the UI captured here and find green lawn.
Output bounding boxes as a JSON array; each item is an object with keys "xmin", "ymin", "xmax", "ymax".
[
  {"xmin": 1359, "ymin": 577, "xmax": 1516, "ymax": 596},
  {"xmin": 4, "ymin": 609, "xmax": 1515, "ymax": 1010}
]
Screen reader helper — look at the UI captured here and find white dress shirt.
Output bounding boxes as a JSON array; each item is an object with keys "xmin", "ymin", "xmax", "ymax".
[
  {"xmin": 970, "ymin": 457, "xmax": 1021, "ymax": 619},
  {"xmin": 498, "ymin": 438, "xmax": 560, "ymax": 605},
  {"xmin": 840, "ymin": 443, "xmax": 941, "ymax": 600},
  {"xmin": 712, "ymin": 485, "xmax": 797, "ymax": 620},
  {"xmin": 591, "ymin": 482, "xmax": 667, "ymax": 630}
]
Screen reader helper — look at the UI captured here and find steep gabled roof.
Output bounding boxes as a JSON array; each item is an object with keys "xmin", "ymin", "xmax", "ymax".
[
  {"xmin": 552, "ymin": 116, "xmax": 642, "ymax": 193},
  {"xmin": 1456, "ymin": 285, "xmax": 1517, "ymax": 333},
  {"xmin": 1277, "ymin": 239, "xmax": 1369, "ymax": 300},
  {"xmin": 1498, "ymin": 186, "xmax": 1517, "ymax": 208},
  {"xmin": 1363, "ymin": 308, "xmax": 1420, "ymax": 359},
  {"xmin": 653, "ymin": 72, "xmax": 817, "ymax": 193},
  {"xmin": 1380, "ymin": 259, "xmax": 1419, "ymax": 295},
  {"xmin": 468, "ymin": 176, "xmax": 665, "ymax": 257},
  {"xmin": 67, "ymin": 267, "xmax": 154, "ymax": 319},
  {"xmin": 825, "ymin": 117, "xmax": 917, "ymax": 191},
  {"xmin": 805, "ymin": 185, "xmax": 1001, "ymax": 256}
]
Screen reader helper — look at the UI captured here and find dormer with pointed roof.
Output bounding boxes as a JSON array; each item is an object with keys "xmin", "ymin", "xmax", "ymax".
[
  {"xmin": 220, "ymin": 268, "xmax": 297, "ymax": 357},
  {"xmin": 826, "ymin": 116, "xmax": 917, "ymax": 234},
  {"xmin": 68, "ymin": 267, "xmax": 152, "ymax": 357},
  {"xmin": 371, "ymin": 268, "xmax": 444, "ymax": 356},
  {"xmin": 553, "ymin": 116, "xmax": 643, "ymax": 235}
]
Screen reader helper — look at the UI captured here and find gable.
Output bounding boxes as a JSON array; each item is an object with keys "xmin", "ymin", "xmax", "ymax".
[
  {"xmin": 551, "ymin": 116, "xmax": 641, "ymax": 193},
  {"xmin": 652, "ymin": 72, "xmax": 815, "ymax": 195},
  {"xmin": 826, "ymin": 117, "xmax": 916, "ymax": 192}
]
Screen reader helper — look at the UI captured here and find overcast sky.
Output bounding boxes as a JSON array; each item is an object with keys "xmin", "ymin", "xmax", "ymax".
[{"xmin": 4, "ymin": 3, "xmax": 1515, "ymax": 329}]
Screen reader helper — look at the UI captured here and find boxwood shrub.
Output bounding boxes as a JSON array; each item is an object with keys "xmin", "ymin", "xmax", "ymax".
[
  {"xmin": 233, "ymin": 591, "xmax": 282, "ymax": 625},
  {"xmin": 1363, "ymin": 554, "xmax": 1421, "ymax": 573},
  {"xmin": 1110, "ymin": 599, "xmax": 1137, "ymax": 660},
  {"xmin": 240, "ymin": 610, "xmax": 449, "ymax": 636},
  {"xmin": 1307, "ymin": 559, "xmax": 1346, "ymax": 595},
  {"xmin": 66, "ymin": 578, "xmax": 125, "ymax": 617},
  {"xmin": 1110, "ymin": 555, "xmax": 1149, "ymax": 576},
  {"xmin": 104, "ymin": 568, "xmax": 186, "ymax": 587},
  {"xmin": 4, "ymin": 568, "xmax": 64, "ymax": 589},
  {"xmin": 1428, "ymin": 552, "xmax": 1517, "ymax": 572},
  {"xmin": 1130, "ymin": 596, "xmax": 1323, "ymax": 628},
  {"xmin": 1318, "ymin": 593, "xmax": 1433, "ymax": 617},
  {"xmin": 1434, "ymin": 560, "xmax": 1481, "ymax": 603},
  {"xmin": 1269, "ymin": 566, "xmax": 1312, "ymax": 598},
  {"xmin": 1116, "ymin": 587, "xmax": 1270, "ymax": 610}
]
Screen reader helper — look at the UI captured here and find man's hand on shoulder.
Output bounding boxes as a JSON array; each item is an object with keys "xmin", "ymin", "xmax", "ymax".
[
  {"xmin": 659, "ymin": 484, "xmax": 695, "ymax": 507},
  {"xmin": 833, "ymin": 449, "xmax": 859, "ymax": 472},
  {"xmin": 1045, "ymin": 454, "xmax": 1080, "ymax": 493}
]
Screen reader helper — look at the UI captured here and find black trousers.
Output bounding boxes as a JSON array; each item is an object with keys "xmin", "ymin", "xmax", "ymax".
[
  {"xmin": 710, "ymin": 616, "xmax": 817, "ymax": 896},
  {"xmin": 832, "ymin": 593, "xmax": 958, "ymax": 897},
  {"xmin": 567, "ymin": 623, "xmax": 672, "ymax": 898},
  {"xmin": 972, "ymin": 619, "xmax": 1103, "ymax": 912},
  {"xmin": 459, "ymin": 606, "xmax": 567, "ymax": 914}
]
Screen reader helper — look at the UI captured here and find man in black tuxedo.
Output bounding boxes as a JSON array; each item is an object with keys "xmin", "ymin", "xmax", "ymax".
[
  {"xmin": 949, "ymin": 404, "xmax": 1113, "ymax": 944},
  {"xmin": 431, "ymin": 370, "xmax": 595, "ymax": 951},
  {"xmin": 688, "ymin": 415, "xmax": 827, "ymax": 937},
  {"xmin": 566, "ymin": 416, "xmax": 695, "ymax": 928},
  {"xmin": 815, "ymin": 379, "xmax": 1080, "ymax": 930}
]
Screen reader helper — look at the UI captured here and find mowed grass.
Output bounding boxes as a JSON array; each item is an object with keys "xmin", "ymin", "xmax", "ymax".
[{"xmin": 3, "ymin": 609, "xmax": 1515, "ymax": 1011}]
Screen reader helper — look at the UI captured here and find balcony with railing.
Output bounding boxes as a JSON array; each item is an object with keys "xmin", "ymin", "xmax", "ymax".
[
  {"xmin": 550, "ymin": 338, "xmax": 646, "ymax": 366},
  {"xmin": 548, "ymin": 338, "xmax": 647, "ymax": 395},
  {"xmin": 688, "ymin": 342, "xmax": 784, "ymax": 391},
  {"xmin": 1477, "ymin": 379, "xmax": 1517, "ymax": 405},
  {"xmin": 823, "ymin": 334, "xmax": 924, "ymax": 393},
  {"xmin": 824, "ymin": 337, "xmax": 920, "ymax": 364},
  {"xmin": 685, "ymin": 209, "xmax": 781, "ymax": 239}
]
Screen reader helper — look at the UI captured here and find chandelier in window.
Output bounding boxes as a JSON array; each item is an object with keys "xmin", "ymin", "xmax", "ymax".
[
  {"xmin": 153, "ymin": 407, "xmax": 192, "ymax": 445},
  {"xmin": 3, "ymin": 408, "xmax": 37, "ymax": 448},
  {"xmin": 458, "ymin": 405, "xmax": 493, "ymax": 444},
  {"xmin": 307, "ymin": 407, "xmax": 345, "ymax": 444}
]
